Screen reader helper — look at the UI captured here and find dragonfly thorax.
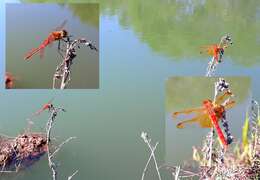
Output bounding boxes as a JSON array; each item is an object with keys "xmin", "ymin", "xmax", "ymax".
[
  {"xmin": 61, "ymin": 30, "xmax": 68, "ymax": 38},
  {"xmin": 213, "ymin": 105, "xmax": 226, "ymax": 119},
  {"xmin": 52, "ymin": 30, "xmax": 68, "ymax": 40}
]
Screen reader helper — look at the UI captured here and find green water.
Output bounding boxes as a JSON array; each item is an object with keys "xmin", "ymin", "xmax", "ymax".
[
  {"xmin": 0, "ymin": 90, "xmax": 164, "ymax": 180},
  {"xmin": 2, "ymin": 0, "xmax": 260, "ymax": 179}
]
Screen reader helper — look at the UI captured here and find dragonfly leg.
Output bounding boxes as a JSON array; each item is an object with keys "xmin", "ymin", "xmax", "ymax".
[
  {"xmin": 57, "ymin": 40, "xmax": 65, "ymax": 59},
  {"xmin": 58, "ymin": 39, "xmax": 61, "ymax": 50}
]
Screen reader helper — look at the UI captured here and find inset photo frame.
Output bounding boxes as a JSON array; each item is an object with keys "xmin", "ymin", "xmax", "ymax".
[{"xmin": 6, "ymin": 3, "xmax": 99, "ymax": 89}]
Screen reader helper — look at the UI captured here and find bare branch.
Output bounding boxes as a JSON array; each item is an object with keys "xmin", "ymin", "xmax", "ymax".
[
  {"xmin": 50, "ymin": 137, "xmax": 77, "ymax": 159},
  {"xmin": 68, "ymin": 170, "xmax": 79, "ymax": 180},
  {"xmin": 53, "ymin": 37, "xmax": 98, "ymax": 89},
  {"xmin": 141, "ymin": 142, "xmax": 159, "ymax": 180},
  {"xmin": 45, "ymin": 105, "xmax": 77, "ymax": 180},
  {"xmin": 141, "ymin": 132, "xmax": 162, "ymax": 180}
]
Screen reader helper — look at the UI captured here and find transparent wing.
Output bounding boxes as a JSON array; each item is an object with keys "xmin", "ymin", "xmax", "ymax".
[
  {"xmin": 54, "ymin": 20, "xmax": 67, "ymax": 31},
  {"xmin": 223, "ymin": 100, "xmax": 235, "ymax": 109},
  {"xmin": 47, "ymin": 97, "xmax": 55, "ymax": 105},
  {"xmin": 200, "ymin": 44, "xmax": 216, "ymax": 55},
  {"xmin": 176, "ymin": 113, "xmax": 209, "ymax": 129},
  {"xmin": 215, "ymin": 91, "xmax": 233, "ymax": 105},
  {"xmin": 39, "ymin": 49, "xmax": 45, "ymax": 59},
  {"xmin": 198, "ymin": 114, "xmax": 213, "ymax": 128},
  {"xmin": 173, "ymin": 107, "xmax": 205, "ymax": 118}
]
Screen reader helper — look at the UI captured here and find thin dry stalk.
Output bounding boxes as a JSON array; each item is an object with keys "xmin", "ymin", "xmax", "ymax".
[
  {"xmin": 53, "ymin": 37, "xmax": 98, "ymax": 89},
  {"xmin": 141, "ymin": 132, "xmax": 161, "ymax": 180},
  {"xmin": 45, "ymin": 105, "xmax": 77, "ymax": 180}
]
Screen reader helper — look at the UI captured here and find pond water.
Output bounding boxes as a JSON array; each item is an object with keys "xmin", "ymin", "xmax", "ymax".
[{"xmin": 1, "ymin": 0, "xmax": 260, "ymax": 179}]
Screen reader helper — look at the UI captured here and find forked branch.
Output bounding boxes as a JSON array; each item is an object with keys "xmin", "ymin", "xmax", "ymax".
[
  {"xmin": 53, "ymin": 37, "xmax": 98, "ymax": 89},
  {"xmin": 45, "ymin": 104, "xmax": 78, "ymax": 180}
]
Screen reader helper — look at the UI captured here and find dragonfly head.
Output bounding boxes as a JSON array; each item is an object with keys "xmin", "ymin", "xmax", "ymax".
[
  {"xmin": 48, "ymin": 103, "xmax": 54, "ymax": 110},
  {"xmin": 61, "ymin": 30, "xmax": 68, "ymax": 38}
]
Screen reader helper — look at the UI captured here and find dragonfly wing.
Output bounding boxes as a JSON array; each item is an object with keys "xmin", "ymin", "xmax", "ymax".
[
  {"xmin": 54, "ymin": 20, "xmax": 67, "ymax": 31},
  {"xmin": 198, "ymin": 114, "xmax": 213, "ymax": 128},
  {"xmin": 215, "ymin": 91, "xmax": 233, "ymax": 105},
  {"xmin": 173, "ymin": 107, "xmax": 205, "ymax": 118},
  {"xmin": 47, "ymin": 97, "xmax": 55, "ymax": 105},
  {"xmin": 200, "ymin": 45, "xmax": 216, "ymax": 56},
  {"xmin": 213, "ymin": 50, "xmax": 218, "ymax": 61},
  {"xmin": 224, "ymin": 100, "xmax": 235, "ymax": 109},
  {"xmin": 176, "ymin": 114, "xmax": 206, "ymax": 129},
  {"xmin": 49, "ymin": 35, "xmax": 56, "ymax": 46},
  {"xmin": 39, "ymin": 48, "xmax": 45, "ymax": 59},
  {"xmin": 200, "ymin": 45, "xmax": 211, "ymax": 54},
  {"xmin": 42, "ymin": 35, "xmax": 55, "ymax": 48},
  {"xmin": 30, "ymin": 108, "xmax": 44, "ymax": 119}
]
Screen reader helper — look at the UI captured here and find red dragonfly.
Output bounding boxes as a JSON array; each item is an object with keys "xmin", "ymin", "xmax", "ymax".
[
  {"xmin": 24, "ymin": 20, "xmax": 68, "ymax": 60},
  {"xmin": 172, "ymin": 91, "xmax": 235, "ymax": 149},
  {"xmin": 200, "ymin": 35, "xmax": 232, "ymax": 63},
  {"xmin": 200, "ymin": 44, "xmax": 224, "ymax": 63},
  {"xmin": 5, "ymin": 72, "xmax": 15, "ymax": 89},
  {"xmin": 30, "ymin": 98, "xmax": 54, "ymax": 118}
]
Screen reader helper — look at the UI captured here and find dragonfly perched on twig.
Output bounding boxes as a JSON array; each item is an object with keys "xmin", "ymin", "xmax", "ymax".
[
  {"xmin": 24, "ymin": 20, "xmax": 68, "ymax": 60},
  {"xmin": 172, "ymin": 91, "xmax": 235, "ymax": 149},
  {"xmin": 29, "ymin": 98, "xmax": 65, "ymax": 119},
  {"xmin": 200, "ymin": 35, "xmax": 233, "ymax": 63}
]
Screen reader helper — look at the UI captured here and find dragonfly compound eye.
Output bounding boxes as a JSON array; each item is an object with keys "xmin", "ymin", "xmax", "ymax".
[{"xmin": 62, "ymin": 30, "xmax": 68, "ymax": 38}]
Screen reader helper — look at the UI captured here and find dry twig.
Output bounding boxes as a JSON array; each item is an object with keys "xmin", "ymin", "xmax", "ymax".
[
  {"xmin": 141, "ymin": 132, "xmax": 161, "ymax": 180},
  {"xmin": 45, "ymin": 104, "xmax": 77, "ymax": 180},
  {"xmin": 53, "ymin": 37, "xmax": 98, "ymax": 89}
]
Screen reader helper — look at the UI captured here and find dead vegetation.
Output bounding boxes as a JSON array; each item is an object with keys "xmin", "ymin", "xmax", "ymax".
[
  {"xmin": 53, "ymin": 36, "xmax": 98, "ymax": 89},
  {"xmin": 0, "ymin": 101, "xmax": 78, "ymax": 180},
  {"xmin": 0, "ymin": 133, "xmax": 47, "ymax": 172}
]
